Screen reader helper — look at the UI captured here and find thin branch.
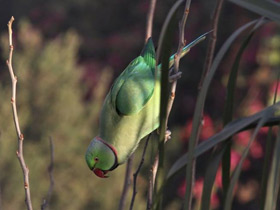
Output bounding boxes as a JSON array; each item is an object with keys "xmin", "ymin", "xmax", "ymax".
[
  {"xmin": 166, "ymin": 1, "xmax": 191, "ymax": 121},
  {"xmin": 129, "ymin": 134, "xmax": 151, "ymax": 210},
  {"xmin": 145, "ymin": 0, "xmax": 157, "ymax": 42},
  {"xmin": 164, "ymin": 0, "xmax": 196, "ymax": 209},
  {"xmin": 41, "ymin": 137, "xmax": 55, "ymax": 210},
  {"xmin": 119, "ymin": 0, "xmax": 157, "ymax": 209},
  {"xmin": 152, "ymin": 1, "xmax": 192, "ymax": 209},
  {"xmin": 6, "ymin": 16, "xmax": 34, "ymax": 210},
  {"xmin": 184, "ymin": 117, "xmax": 203, "ymax": 210},
  {"xmin": 118, "ymin": 155, "xmax": 134, "ymax": 210},
  {"xmin": 199, "ymin": 0, "xmax": 224, "ymax": 89},
  {"xmin": 147, "ymin": 152, "xmax": 158, "ymax": 210},
  {"xmin": 182, "ymin": 1, "xmax": 223, "ymax": 209},
  {"xmin": 0, "ymin": 134, "xmax": 2, "ymax": 210},
  {"xmin": 0, "ymin": 184, "xmax": 2, "ymax": 210}
]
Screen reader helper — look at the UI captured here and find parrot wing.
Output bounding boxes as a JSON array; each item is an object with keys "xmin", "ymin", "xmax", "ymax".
[{"xmin": 110, "ymin": 38, "xmax": 156, "ymax": 115}]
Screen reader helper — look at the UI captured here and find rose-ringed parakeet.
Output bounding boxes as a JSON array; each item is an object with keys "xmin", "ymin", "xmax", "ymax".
[{"xmin": 85, "ymin": 34, "xmax": 207, "ymax": 178}]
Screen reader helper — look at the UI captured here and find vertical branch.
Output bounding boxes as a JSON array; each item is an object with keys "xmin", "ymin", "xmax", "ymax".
[
  {"xmin": 166, "ymin": 0, "xmax": 191, "ymax": 121},
  {"xmin": 147, "ymin": 153, "xmax": 158, "ymax": 210},
  {"xmin": 183, "ymin": 1, "xmax": 223, "ymax": 209},
  {"xmin": 41, "ymin": 137, "xmax": 55, "ymax": 210},
  {"xmin": 129, "ymin": 135, "xmax": 151, "ymax": 210},
  {"xmin": 199, "ymin": 0, "xmax": 224, "ymax": 88},
  {"xmin": 199, "ymin": 0, "xmax": 225, "ymax": 198},
  {"xmin": 119, "ymin": 0, "xmax": 157, "ymax": 209},
  {"xmin": 0, "ymin": 133, "xmax": 2, "ymax": 210},
  {"xmin": 0, "ymin": 185, "xmax": 2, "ymax": 210},
  {"xmin": 118, "ymin": 156, "xmax": 133, "ymax": 210},
  {"xmin": 6, "ymin": 16, "xmax": 34, "ymax": 210},
  {"xmin": 153, "ymin": 1, "xmax": 192, "ymax": 209},
  {"xmin": 145, "ymin": 0, "xmax": 157, "ymax": 42}
]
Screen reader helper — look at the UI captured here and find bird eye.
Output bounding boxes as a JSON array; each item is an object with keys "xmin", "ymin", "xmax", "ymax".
[{"xmin": 94, "ymin": 157, "xmax": 99, "ymax": 162}]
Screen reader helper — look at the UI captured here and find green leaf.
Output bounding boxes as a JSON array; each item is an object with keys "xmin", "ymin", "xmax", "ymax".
[
  {"xmin": 167, "ymin": 102, "xmax": 280, "ymax": 179},
  {"xmin": 264, "ymin": 126, "xmax": 280, "ymax": 210},
  {"xmin": 260, "ymin": 127, "xmax": 274, "ymax": 210},
  {"xmin": 153, "ymin": 0, "xmax": 184, "ymax": 209},
  {"xmin": 157, "ymin": 0, "xmax": 182, "ymax": 142},
  {"xmin": 221, "ymin": 22, "xmax": 258, "ymax": 201},
  {"xmin": 228, "ymin": 0, "xmax": 280, "ymax": 24},
  {"xmin": 200, "ymin": 147, "xmax": 226, "ymax": 210},
  {"xmin": 168, "ymin": 18, "xmax": 266, "ymax": 181},
  {"xmin": 224, "ymin": 111, "xmax": 273, "ymax": 210},
  {"xmin": 262, "ymin": 71, "xmax": 280, "ymax": 210},
  {"xmin": 260, "ymin": 71, "xmax": 280, "ymax": 210},
  {"xmin": 183, "ymin": 15, "xmax": 264, "ymax": 210}
]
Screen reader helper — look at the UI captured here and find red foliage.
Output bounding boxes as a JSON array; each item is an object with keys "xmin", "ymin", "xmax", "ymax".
[
  {"xmin": 181, "ymin": 114, "xmax": 215, "ymax": 142},
  {"xmin": 177, "ymin": 178, "xmax": 220, "ymax": 208}
]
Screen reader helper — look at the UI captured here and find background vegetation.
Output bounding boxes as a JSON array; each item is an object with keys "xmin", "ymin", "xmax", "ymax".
[{"xmin": 0, "ymin": 0, "xmax": 280, "ymax": 209}]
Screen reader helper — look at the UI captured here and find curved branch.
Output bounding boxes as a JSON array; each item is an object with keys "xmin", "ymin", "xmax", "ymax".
[
  {"xmin": 145, "ymin": 0, "xmax": 157, "ymax": 42},
  {"xmin": 6, "ymin": 16, "xmax": 33, "ymax": 210},
  {"xmin": 129, "ymin": 134, "xmax": 151, "ymax": 210},
  {"xmin": 118, "ymin": 156, "xmax": 133, "ymax": 210}
]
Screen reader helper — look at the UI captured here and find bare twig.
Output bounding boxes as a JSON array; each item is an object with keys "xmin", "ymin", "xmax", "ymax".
[
  {"xmin": 6, "ymin": 16, "xmax": 33, "ymax": 210},
  {"xmin": 119, "ymin": 0, "xmax": 157, "ymax": 209},
  {"xmin": 129, "ymin": 134, "xmax": 151, "ymax": 210},
  {"xmin": 0, "ymin": 134, "xmax": 2, "ymax": 210},
  {"xmin": 0, "ymin": 184, "xmax": 2, "ymax": 210},
  {"xmin": 145, "ymin": 0, "xmax": 157, "ymax": 42},
  {"xmin": 147, "ymin": 153, "xmax": 158, "ymax": 210},
  {"xmin": 199, "ymin": 0, "xmax": 224, "ymax": 89},
  {"xmin": 184, "ymin": 117, "xmax": 203, "ymax": 210},
  {"xmin": 167, "ymin": 1, "xmax": 191, "ymax": 120},
  {"xmin": 151, "ymin": 1, "xmax": 192, "ymax": 209},
  {"xmin": 163, "ymin": 0, "xmax": 196, "ymax": 209},
  {"xmin": 184, "ymin": 1, "xmax": 224, "ymax": 209},
  {"xmin": 41, "ymin": 137, "xmax": 55, "ymax": 210},
  {"xmin": 118, "ymin": 155, "xmax": 133, "ymax": 210}
]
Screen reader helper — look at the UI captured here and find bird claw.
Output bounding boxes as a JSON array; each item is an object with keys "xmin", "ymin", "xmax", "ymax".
[
  {"xmin": 165, "ymin": 130, "xmax": 171, "ymax": 141},
  {"xmin": 169, "ymin": 67, "xmax": 182, "ymax": 83},
  {"xmin": 155, "ymin": 129, "xmax": 172, "ymax": 142}
]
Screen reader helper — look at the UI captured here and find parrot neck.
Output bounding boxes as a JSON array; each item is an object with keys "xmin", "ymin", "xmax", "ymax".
[{"xmin": 95, "ymin": 136, "xmax": 119, "ymax": 170}]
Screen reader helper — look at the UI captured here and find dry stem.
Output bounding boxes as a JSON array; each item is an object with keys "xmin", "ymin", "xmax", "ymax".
[
  {"xmin": 41, "ymin": 137, "xmax": 55, "ymax": 210},
  {"xmin": 163, "ymin": 0, "xmax": 193, "ymax": 209},
  {"xmin": 184, "ymin": 0, "xmax": 224, "ymax": 209},
  {"xmin": 118, "ymin": 156, "xmax": 133, "ymax": 210},
  {"xmin": 145, "ymin": 0, "xmax": 157, "ymax": 42},
  {"xmin": 0, "ymin": 185, "xmax": 2, "ymax": 210},
  {"xmin": 129, "ymin": 135, "xmax": 151, "ymax": 210},
  {"xmin": 166, "ymin": 2, "xmax": 191, "ymax": 121},
  {"xmin": 150, "ymin": 1, "xmax": 192, "ymax": 209},
  {"xmin": 199, "ymin": 0, "xmax": 224, "ymax": 88},
  {"xmin": 120, "ymin": 0, "xmax": 157, "ymax": 209},
  {"xmin": 6, "ymin": 16, "xmax": 33, "ymax": 210},
  {"xmin": 147, "ymin": 153, "xmax": 158, "ymax": 210}
]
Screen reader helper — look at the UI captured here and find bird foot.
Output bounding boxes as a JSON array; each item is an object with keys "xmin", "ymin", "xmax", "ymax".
[
  {"xmin": 165, "ymin": 130, "xmax": 171, "ymax": 141},
  {"xmin": 155, "ymin": 129, "xmax": 172, "ymax": 142},
  {"xmin": 169, "ymin": 67, "xmax": 182, "ymax": 83}
]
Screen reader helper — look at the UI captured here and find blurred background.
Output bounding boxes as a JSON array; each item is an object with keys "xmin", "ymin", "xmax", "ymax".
[{"xmin": 0, "ymin": 0, "xmax": 279, "ymax": 209}]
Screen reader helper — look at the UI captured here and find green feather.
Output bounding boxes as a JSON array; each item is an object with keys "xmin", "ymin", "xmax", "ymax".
[
  {"xmin": 111, "ymin": 39, "xmax": 156, "ymax": 115},
  {"xmin": 86, "ymin": 33, "xmax": 209, "ymax": 170}
]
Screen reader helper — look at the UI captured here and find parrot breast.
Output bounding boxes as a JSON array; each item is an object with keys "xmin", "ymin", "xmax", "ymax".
[{"xmin": 99, "ymin": 70, "xmax": 160, "ymax": 164}]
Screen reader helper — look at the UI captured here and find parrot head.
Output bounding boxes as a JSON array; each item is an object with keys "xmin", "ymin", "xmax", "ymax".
[{"xmin": 85, "ymin": 136, "xmax": 119, "ymax": 178}]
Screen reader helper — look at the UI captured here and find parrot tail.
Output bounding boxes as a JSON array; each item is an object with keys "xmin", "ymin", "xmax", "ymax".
[
  {"xmin": 158, "ymin": 31, "xmax": 212, "ymax": 69},
  {"xmin": 141, "ymin": 37, "xmax": 156, "ymax": 68}
]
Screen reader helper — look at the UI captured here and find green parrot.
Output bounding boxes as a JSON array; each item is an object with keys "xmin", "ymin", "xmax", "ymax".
[{"xmin": 85, "ymin": 33, "xmax": 208, "ymax": 178}]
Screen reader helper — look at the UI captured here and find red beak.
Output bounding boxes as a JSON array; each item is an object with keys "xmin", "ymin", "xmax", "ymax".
[{"xmin": 93, "ymin": 168, "xmax": 109, "ymax": 178}]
